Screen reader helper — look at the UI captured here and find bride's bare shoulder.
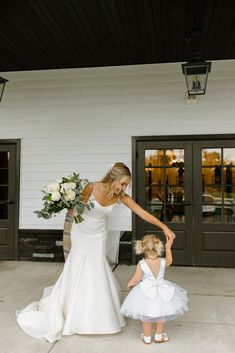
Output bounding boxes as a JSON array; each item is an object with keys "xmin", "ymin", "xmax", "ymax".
[{"xmin": 80, "ymin": 182, "xmax": 94, "ymax": 202}]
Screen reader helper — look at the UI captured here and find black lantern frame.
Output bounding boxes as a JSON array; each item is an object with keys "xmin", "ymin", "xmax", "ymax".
[
  {"xmin": 0, "ymin": 77, "xmax": 9, "ymax": 102},
  {"xmin": 182, "ymin": 61, "xmax": 211, "ymax": 96}
]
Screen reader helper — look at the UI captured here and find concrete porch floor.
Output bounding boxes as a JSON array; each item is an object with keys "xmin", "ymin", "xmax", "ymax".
[{"xmin": 0, "ymin": 260, "xmax": 235, "ymax": 353}]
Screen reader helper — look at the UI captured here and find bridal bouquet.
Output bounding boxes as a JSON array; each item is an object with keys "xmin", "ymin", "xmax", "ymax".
[{"xmin": 34, "ymin": 173, "xmax": 95, "ymax": 223}]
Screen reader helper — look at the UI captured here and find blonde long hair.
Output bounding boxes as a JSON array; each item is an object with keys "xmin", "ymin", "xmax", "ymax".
[
  {"xmin": 100, "ymin": 162, "xmax": 131, "ymax": 199},
  {"xmin": 135, "ymin": 234, "xmax": 164, "ymax": 257}
]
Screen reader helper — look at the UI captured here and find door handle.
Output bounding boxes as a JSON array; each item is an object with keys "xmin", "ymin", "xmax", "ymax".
[{"xmin": 0, "ymin": 200, "xmax": 14, "ymax": 205}]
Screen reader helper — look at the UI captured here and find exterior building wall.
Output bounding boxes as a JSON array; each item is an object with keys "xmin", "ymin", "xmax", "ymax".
[{"xmin": 1, "ymin": 60, "xmax": 235, "ymax": 232}]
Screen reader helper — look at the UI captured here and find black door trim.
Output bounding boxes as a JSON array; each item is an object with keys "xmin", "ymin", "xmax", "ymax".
[{"xmin": 0, "ymin": 139, "xmax": 21, "ymax": 259}]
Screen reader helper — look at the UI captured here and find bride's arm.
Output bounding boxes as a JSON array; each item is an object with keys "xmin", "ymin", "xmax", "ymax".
[
  {"xmin": 79, "ymin": 182, "xmax": 94, "ymax": 203},
  {"xmin": 121, "ymin": 195, "xmax": 175, "ymax": 241}
]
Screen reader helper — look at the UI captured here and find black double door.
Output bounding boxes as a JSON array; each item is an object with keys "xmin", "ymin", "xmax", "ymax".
[{"xmin": 135, "ymin": 138, "xmax": 235, "ymax": 266}]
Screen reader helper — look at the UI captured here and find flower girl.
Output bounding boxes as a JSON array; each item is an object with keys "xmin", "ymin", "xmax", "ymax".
[{"xmin": 120, "ymin": 234, "xmax": 188, "ymax": 344}]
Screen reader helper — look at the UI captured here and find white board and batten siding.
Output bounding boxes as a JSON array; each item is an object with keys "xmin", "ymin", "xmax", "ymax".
[{"xmin": 0, "ymin": 60, "xmax": 235, "ymax": 231}]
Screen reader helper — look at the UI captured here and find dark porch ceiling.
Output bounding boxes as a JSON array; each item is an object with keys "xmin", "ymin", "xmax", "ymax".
[{"xmin": 0, "ymin": 0, "xmax": 235, "ymax": 72}]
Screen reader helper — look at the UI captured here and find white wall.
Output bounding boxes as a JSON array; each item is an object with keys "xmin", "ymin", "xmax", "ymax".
[{"xmin": 0, "ymin": 60, "xmax": 235, "ymax": 230}]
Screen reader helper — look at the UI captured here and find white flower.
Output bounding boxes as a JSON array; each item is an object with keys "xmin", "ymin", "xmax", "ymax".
[
  {"xmin": 56, "ymin": 178, "xmax": 63, "ymax": 184},
  {"xmin": 51, "ymin": 191, "xmax": 61, "ymax": 201},
  {"xmin": 60, "ymin": 182, "xmax": 76, "ymax": 193},
  {"xmin": 64, "ymin": 189, "xmax": 76, "ymax": 201},
  {"xmin": 47, "ymin": 183, "xmax": 60, "ymax": 193},
  {"xmin": 60, "ymin": 183, "xmax": 68, "ymax": 193},
  {"xmin": 68, "ymin": 182, "xmax": 76, "ymax": 190}
]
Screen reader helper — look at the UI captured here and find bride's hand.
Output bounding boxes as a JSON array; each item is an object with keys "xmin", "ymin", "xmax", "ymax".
[
  {"xmin": 67, "ymin": 208, "xmax": 74, "ymax": 217},
  {"xmin": 163, "ymin": 226, "xmax": 176, "ymax": 241},
  {"xmin": 67, "ymin": 208, "xmax": 78, "ymax": 217}
]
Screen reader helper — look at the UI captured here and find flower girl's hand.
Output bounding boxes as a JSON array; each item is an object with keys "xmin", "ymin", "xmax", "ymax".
[{"xmin": 166, "ymin": 237, "xmax": 173, "ymax": 248}]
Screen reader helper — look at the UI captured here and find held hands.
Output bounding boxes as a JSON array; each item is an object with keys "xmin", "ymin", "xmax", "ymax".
[{"xmin": 163, "ymin": 226, "xmax": 176, "ymax": 242}]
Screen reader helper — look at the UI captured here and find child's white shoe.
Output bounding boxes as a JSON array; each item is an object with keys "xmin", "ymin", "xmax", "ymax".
[
  {"xmin": 141, "ymin": 333, "xmax": 152, "ymax": 344},
  {"xmin": 154, "ymin": 332, "xmax": 169, "ymax": 343}
]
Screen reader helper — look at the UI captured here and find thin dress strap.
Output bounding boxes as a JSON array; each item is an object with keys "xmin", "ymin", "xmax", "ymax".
[
  {"xmin": 89, "ymin": 182, "xmax": 97, "ymax": 202},
  {"xmin": 91, "ymin": 182, "xmax": 96, "ymax": 196}
]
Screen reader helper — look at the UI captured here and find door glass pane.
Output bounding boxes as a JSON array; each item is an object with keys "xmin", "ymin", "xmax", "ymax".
[
  {"xmin": 166, "ymin": 167, "xmax": 184, "ymax": 186},
  {"xmin": 145, "ymin": 149, "xmax": 164, "ymax": 166},
  {"xmin": 202, "ymin": 148, "xmax": 235, "ymax": 223},
  {"xmin": 0, "ymin": 186, "xmax": 8, "ymax": 200},
  {"xmin": 223, "ymin": 167, "xmax": 235, "ymax": 186},
  {"xmin": 145, "ymin": 148, "xmax": 185, "ymax": 223},
  {"xmin": 203, "ymin": 186, "xmax": 222, "ymax": 203},
  {"xmin": 202, "ymin": 204, "xmax": 222, "ymax": 223},
  {"xmin": 202, "ymin": 148, "xmax": 221, "ymax": 166},
  {"xmin": 202, "ymin": 167, "xmax": 222, "ymax": 186},
  {"xmin": 0, "ymin": 152, "xmax": 9, "ymax": 168},
  {"xmin": 167, "ymin": 186, "xmax": 185, "ymax": 223},
  {"xmin": 171, "ymin": 205, "xmax": 185, "ymax": 223},
  {"xmin": 0, "ymin": 205, "xmax": 8, "ymax": 220},
  {"xmin": 224, "ymin": 205, "xmax": 235, "ymax": 223},
  {"xmin": 0, "ymin": 169, "xmax": 8, "ymax": 185},
  {"xmin": 223, "ymin": 148, "xmax": 235, "ymax": 166},
  {"xmin": 202, "ymin": 187, "xmax": 222, "ymax": 223},
  {"xmin": 0, "ymin": 152, "xmax": 9, "ymax": 220},
  {"xmin": 0, "ymin": 183, "xmax": 8, "ymax": 219},
  {"xmin": 0, "ymin": 186, "xmax": 8, "ymax": 220},
  {"xmin": 145, "ymin": 167, "xmax": 164, "ymax": 189},
  {"xmin": 145, "ymin": 187, "xmax": 164, "ymax": 220},
  {"xmin": 202, "ymin": 148, "xmax": 222, "ymax": 223},
  {"xmin": 165, "ymin": 149, "xmax": 184, "ymax": 167},
  {"xmin": 167, "ymin": 186, "xmax": 185, "ymax": 203},
  {"xmin": 223, "ymin": 186, "xmax": 235, "ymax": 223},
  {"xmin": 223, "ymin": 186, "xmax": 235, "ymax": 204},
  {"xmin": 145, "ymin": 183, "xmax": 164, "ymax": 202}
]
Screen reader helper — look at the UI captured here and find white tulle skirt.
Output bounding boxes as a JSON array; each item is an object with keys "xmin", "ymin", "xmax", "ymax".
[{"xmin": 120, "ymin": 280, "xmax": 188, "ymax": 323}]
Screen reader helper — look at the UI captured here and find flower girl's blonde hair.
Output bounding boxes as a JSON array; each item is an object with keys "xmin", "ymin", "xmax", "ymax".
[
  {"xmin": 135, "ymin": 234, "xmax": 164, "ymax": 257},
  {"xmin": 100, "ymin": 162, "xmax": 131, "ymax": 199}
]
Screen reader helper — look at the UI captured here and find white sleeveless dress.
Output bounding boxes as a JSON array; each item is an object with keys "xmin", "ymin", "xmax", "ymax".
[
  {"xmin": 120, "ymin": 258, "xmax": 188, "ymax": 322},
  {"xmin": 16, "ymin": 193, "xmax": 126, "ymax": 343}
]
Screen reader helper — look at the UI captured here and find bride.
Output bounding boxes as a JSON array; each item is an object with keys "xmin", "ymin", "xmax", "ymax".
[{"xmin": 16, "ymin": 162, "xmax": 175, "ymax": 342}]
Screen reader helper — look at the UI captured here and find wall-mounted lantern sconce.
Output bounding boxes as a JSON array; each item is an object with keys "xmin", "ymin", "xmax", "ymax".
[
  {"xmin": 0, "ymin": 76, "xmax": 9, "ymax": 102},
  {"xmin": 182, "ymin": 60, "xmax": 211, "ymax": 96}
]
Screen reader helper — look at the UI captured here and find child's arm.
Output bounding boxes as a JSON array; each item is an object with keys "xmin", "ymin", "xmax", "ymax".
[
  {"xmin": 127, "ymin": 263, "xmax": 143, "ymax": 289},
  {"xmin": 165, "ymin": 238, "xmax": 173, "ymax": 267}
]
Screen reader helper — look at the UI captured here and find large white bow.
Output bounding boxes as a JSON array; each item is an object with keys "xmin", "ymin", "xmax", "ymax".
[{"xmin": 140, "ymin": 280, "xmax": 174, "ymax": 302}]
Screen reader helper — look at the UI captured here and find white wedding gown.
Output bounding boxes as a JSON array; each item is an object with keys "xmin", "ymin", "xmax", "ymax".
[{"xmin": 16, "ymin": 194, "xmax": 126, "ymax": 343}]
